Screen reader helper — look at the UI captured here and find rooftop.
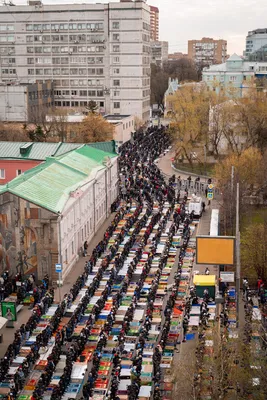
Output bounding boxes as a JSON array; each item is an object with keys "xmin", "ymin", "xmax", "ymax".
[
  {"xmin": 0, "ymin": 141, "xmax": 116, "ymax": 160},
  {"xmin": 0, "ymin": 145, "xmax": 117, "ymax": 214},
  {"xmin": 104, "ymin": 115, "xmax": 131, "ymax": 120}
]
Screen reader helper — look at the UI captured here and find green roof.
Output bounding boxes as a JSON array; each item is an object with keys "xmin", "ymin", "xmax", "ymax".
[
  {"xmin": 0, "ymin": 141, "xmax": 116, "ymax": 160},
  {"xmin": 87, "ymin": 140, "xmax": 116, "ymax": 154},
  {"xmin": 0, "ymin": 145, "xmax": 116, "ymax": 214}
]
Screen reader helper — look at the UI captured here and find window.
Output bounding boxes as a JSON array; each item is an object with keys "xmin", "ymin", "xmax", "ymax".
[
  {"xmin": 71, "ymin": 241, "xmax": 74, "ymax": 255},
  {"xmin": 114, "ymin": 90, "xmax": 120, "ymax": 97},
  {"xmin": 80, "ymin": 90, "xmax": 87, "ymax": 96},
  {"xmin": 52, "ymin": 57, "xmax": 60, "ymax": 64},
  {"xmin": 65, "ymin": 249, "xmax": 68, "ymax": 263},
  {"xmin": 229, "ymin": 76, "xmax": 237, "ymax": 81},
  {"xmin": 27, "ymin": 58, "xmax": 34, "ymax": 64},
  {"xmin": 16, "ymin": 169, "xmax": 22, "ymax": 176},
  {"xmin": 112, "ymin": 22, "xmax": 120, "ymax": 29},
  {"xmin": 61, "ymin": 57, "xmax": 69, "ymax": 64},
  {"xmin": 88, "ymin": 90, "xmax": 96, "ymax": 96},
  {"xmin": 28, "ymin": 69, "xmax": 34, "ymax": 75},
  {"xmin": 113, "ymin": 56, "xmax": 120, "ymax": 63},
  {"xmin": 113, "ymin": 34, "xmax": 119, "ymax": 41},
  {"xmin": 113, "ymin": 68, "xmax": 119, "ymax": 74},
  {"xmin": 0, "ymin": 169, "xmax": 5, "ymax": 179},
  {"xmin": 114, "ymin": 102, "xmax": 120, "ymax": 109},
  {"xmin": 113, "ymin": 79, "xmax": 120, "ymax": 86},
  {"xmin": 96, "ymin": 68, "xmax": 103, "ymax": 75},
  {"xmin": 113, "ymin": 45, "xmax": 120, "ymax": 53}
]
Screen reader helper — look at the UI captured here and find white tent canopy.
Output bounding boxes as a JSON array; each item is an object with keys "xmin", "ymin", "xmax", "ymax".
[{"xmin": 0, "ymin": 316, "xmax": 8, "ymax": 330}]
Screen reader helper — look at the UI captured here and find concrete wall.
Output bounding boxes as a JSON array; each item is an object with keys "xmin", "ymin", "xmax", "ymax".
[{"xmin": 59, "ymin": 158, "xmax": 118, "ymax": 281}]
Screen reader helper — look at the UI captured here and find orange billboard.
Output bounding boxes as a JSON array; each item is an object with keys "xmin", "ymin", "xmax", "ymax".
[{"xmin": 196, "ymin": 236, "xmax": 235, "ymax": 265}]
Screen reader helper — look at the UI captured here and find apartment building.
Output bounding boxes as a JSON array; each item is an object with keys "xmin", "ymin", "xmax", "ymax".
[
  {"xmin": 149, "ymin": 5, "xmax": 159, "ymax": 41},
  {"xmin": 0, "ymin": 0, "xmax": 151, "ymax": 122},
  {"xmin": 151, "ymin": 41, "xmax": 168, "ymax": 67},
  {"xmin": 245, "ymin": 28, "xmax": 267, "ymax": 58},
  {"xmin": 188, "ymin": 37, "xmax": 227, "ymax": 65},
  {"xmin": 0, "ymin": 81, "xmax": 53, "ymax": 122}
]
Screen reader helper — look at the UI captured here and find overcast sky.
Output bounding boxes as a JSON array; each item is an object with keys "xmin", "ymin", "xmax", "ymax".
[{"xmin": 11, "ymin": 0, "xmax": 266, "ymax": 55}]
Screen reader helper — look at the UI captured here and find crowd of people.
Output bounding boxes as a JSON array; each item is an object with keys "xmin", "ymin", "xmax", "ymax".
[{"xmin": 1, "ymin": 125, "xmax": 200, "ymax": 400}]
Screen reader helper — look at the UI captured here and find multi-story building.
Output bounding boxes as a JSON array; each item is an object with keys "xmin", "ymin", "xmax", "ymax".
[
  {"xmin": 245, "ymin": 29, "xmax": 267, "ymax": 58},
  {"xmin": 202, "ymin": 53, "xmax": 267, "ymax": 97},
  {"xmin": 0, "ymin": 0, "xmax": 151, "ymax": 122},
  {"xmin": 0, "ymin": 81, "xmax": 53, "ymax": 122},
  {"xmin": 149, "ymin": 5, "xmax": 159, "ymax": 41},
  {"xmin": 248, "ymin": 44, "xmax": 267, "ymax": 62},
  {"xmin": 151, "ymin": 41, "xmax": 168, "ymax": 67},
  {"xmin": 188, "ymin": 37, "xmax": 227, "ymax": 65},
  {"xmin": 168, "ymin": 52, "xmax": 188, "ymax": 61},
  {"xmin": 0, "ymin": 144, "xmax": 118, "ymax": 281}
]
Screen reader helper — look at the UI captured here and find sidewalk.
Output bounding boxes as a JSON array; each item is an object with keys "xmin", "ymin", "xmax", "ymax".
[
  {"xmin": 0, "ymin": 212, "xmax": 115, "ymax": 358},
  {"xmin": 158, "ymin": 150, "xmax": 208, "ymax": 182}
]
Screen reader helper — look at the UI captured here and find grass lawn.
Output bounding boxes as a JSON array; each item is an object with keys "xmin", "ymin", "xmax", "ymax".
[{"xmin": 173, "ymin": 162, "xmax": 216, "ymax": 176}]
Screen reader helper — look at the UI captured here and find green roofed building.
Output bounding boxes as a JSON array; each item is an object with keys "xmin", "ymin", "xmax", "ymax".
[
  {"xmin": 0, "ymin": 140, "xmax": 116, "ymax": 184},
  {"xmin": 0, "ymin": 144, "xmax": 118, "ymax": 282}
]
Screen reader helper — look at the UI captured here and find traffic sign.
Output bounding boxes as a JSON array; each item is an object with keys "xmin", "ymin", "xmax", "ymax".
[
  {"xmin": 208, "ymin": 184, "xmax": 214, "ymax": 190},
  {"xmin": 55, "ymin": 263, "xmax": 62, "ymax": 273},
  {"xmin": 207, "ymin": 192, "xmax": 214, "ymax": 200}
]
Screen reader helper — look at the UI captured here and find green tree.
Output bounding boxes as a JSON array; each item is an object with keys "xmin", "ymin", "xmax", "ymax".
[
  {"xmin": 87, "ymin": 100, "xmax": 98, "ymax": 114},
  {"xmin": 241, "ymin": 220, "xmax": 267, "ymax": 283},
  {"xmin": 74, "ymin": 113, "xmax": 114, "ymax": 143},
  {"xmin": 163, "ymin": 58, "xmax": 198, "ymax": 82},
  {"xmin": 170, "ymin": 84, "xmax": 210, "ymax": 166},
  {"xmin": 27, "ymin": 125, "xmax": 46, "ymax": 142},
  {"xmin": 150, "ymin": 63, "xmax": 169, "ymax": 109}
]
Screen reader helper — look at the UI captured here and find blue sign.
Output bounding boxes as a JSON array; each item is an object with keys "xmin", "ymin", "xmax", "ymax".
[{"xmin": 55, "ymin": 263, "xmax": 62, "ymax": 273}]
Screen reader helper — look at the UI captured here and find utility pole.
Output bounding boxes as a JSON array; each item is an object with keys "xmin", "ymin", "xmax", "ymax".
[
  {"xmin": 231, "ymin": 166, "xmax": 234, "ymax": 235},
  {"xmin": 235, "ymin": 182, "xmax": 240, "ymax": 328},
  {"xmin": 204, "ymin": 144, "xmax": 207, "ymax": 176}
]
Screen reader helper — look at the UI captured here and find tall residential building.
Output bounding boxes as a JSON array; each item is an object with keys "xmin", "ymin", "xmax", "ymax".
[
  {"xmin": 188, "ymin": 37, "xmax": 227, "ymax": 65},
  {"xmin": 0, "ymin": 1, "xmax": 151, "ymax": 122},
  {"xmin": 245, "ymin": 29, "xmax": 267, "ymax": 58},
  {"xmin": 149, "ymin": 5, "xmax": 159, "ymax": 41},
  {"xmin": 151, "ymin": 41, "xmax": 168, "ymax": 67}
]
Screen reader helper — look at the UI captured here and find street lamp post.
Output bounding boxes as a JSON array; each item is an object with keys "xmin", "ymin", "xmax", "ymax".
[{"xmin": 235, "ymin": 182, "xmax": 240, "ymax": 328}]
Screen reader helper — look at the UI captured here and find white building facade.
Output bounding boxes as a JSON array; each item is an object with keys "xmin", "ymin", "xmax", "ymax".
[
  {"xmin": 104, "ymin": 114, "xmax": 135, "ymax": 147},
  {"xmin": 0, "ymin": 1, "xmax": 150, "ymax": 122},
  {"xmin": 59, "ymin": 156, "xmax": 118, "ymax": 281}
]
